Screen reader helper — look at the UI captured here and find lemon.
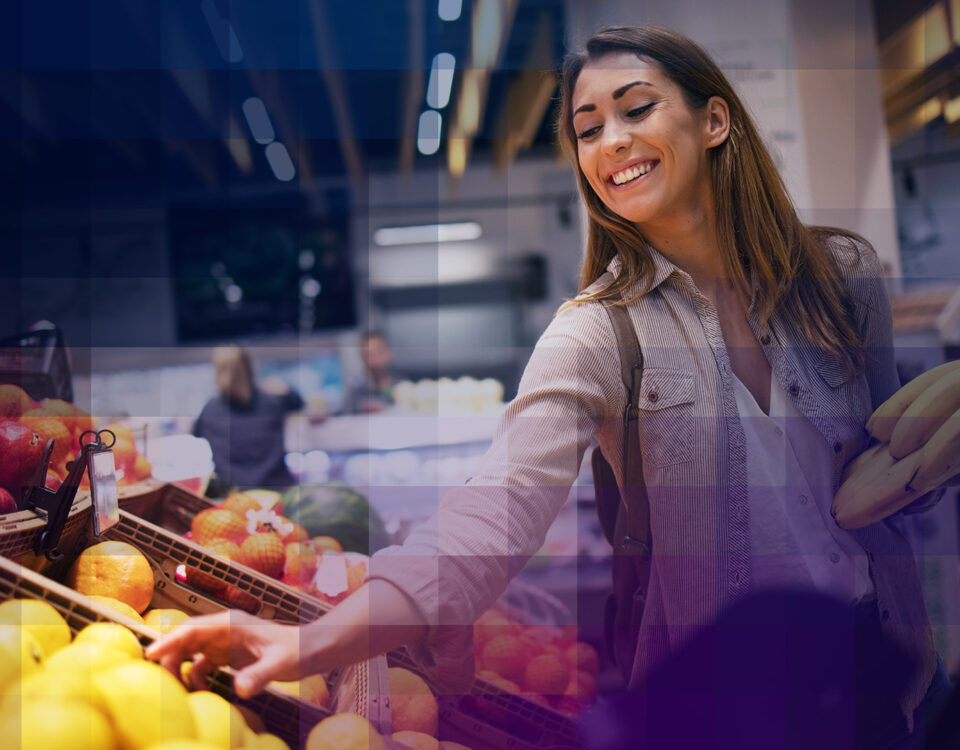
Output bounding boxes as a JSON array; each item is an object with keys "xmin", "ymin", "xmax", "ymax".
[
  {"xmin": 2, "ymin": 668, "xmax": 106, "ymax": 714},
  {"xmin": 249, "ymin": 734, "xmax": 290, "ymax": 750},
  {"xmin": 0, "ymin": 698, "xmax": 117, "ymax": 750},
  {"xmin": 140, "ymin": 743, "xmax": 221, "ymax": 750},
  {"xmin": 45, "ymin": 641, "xmax": 132, "ymax": 674},
  {"xmin": 74, "ymin": 622, "xmax": 144, "ymax": 659},
  {"xmin": 186, "ymin": 690, "xmax": 251, "ymax": 749},
  {"xmin": 144, "ymin": 608, "xmax": 191, "ymax": 635},
  {"xmin": 0, "ymin": 599, "xmax": 71, "ymax": 658},
  {"xmin": 0, "ymin": 625, "xmax": 44, "ymax": 692},
  {"xmin": 94, "ymin": 660, "xmax": 196, "ymax": 749},
  {"xmin": 87, "ymin": 595, "xmax": 146, "ymax": 624},
  {"xmin": 306, "ymin": 713, "xmax": 386, "ymax": 750}
]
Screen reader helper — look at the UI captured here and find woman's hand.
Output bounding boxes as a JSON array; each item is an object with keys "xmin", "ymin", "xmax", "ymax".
[{"xmin": 145, "ymin": 610, "xmax": 302, "ymax": 698}]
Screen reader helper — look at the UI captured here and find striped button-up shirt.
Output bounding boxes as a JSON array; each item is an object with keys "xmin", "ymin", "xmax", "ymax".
[{"xmin": 369, "ymin": 236, "xmax": 937, "ymax": 724}]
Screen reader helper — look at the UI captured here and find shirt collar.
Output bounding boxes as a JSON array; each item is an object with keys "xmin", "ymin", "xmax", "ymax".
[{"xmin": 605, "ymin": 244, "xmax": 683, "ymax": 296}]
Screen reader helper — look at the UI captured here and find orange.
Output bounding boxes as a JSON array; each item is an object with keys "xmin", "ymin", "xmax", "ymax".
[
  {"xmin": 68, "ymin": 541, "xmax": 155, "ymax": 614},
  {"xmin": 87, "ymin": 596, "xmax": 146, "ymax": 624},
  {"xmin": 220, "ymin": 492, "xmax": 262, "ymax": 518},
  {"xmin": 143, "ymin": 608, "xmax": 190, "ymax": 634},
  {"xmin": 100, "ymin": 423, "xmax": 136, "ymax": 446},
  {"xmin": 388, "ymin": 668, "xmax": 438, "ymax": 737},
  {"xmin": 17, "ymin": 416, "xmax": 72, "ymax": 466},
  {"xmin": 522, "ymin": 654, "xmax": 569, "ymax": 696},
  {"xmin": 305, "ymin": 713, "xmax": 385, "ymax": 750},
  {"xmin": 308, "ymin": 536, "xmax": 343, "ymax": 555},
  {"xmin": 477, "ymin": 635, "xmax": 528, "ymax": 683},
  {"xmin": 130, "ymin": 454, "xmax": 152, "ymax": 481},
  {"xmin": 0, "ymin": 384, "xmax": 32, "ymax": 418},
  {"xmin": 271, "ymin": 674, "xmax": 330, "ymax": 709},
  {"xmin": 563, "ymin": 641, "xmax": 600, "ymax": 677},
  {"xmin": 392, "ymin": 731, "xmax": 439, "ymax": 750}
]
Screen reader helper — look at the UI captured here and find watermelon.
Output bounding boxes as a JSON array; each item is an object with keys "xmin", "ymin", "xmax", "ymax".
[{"xmin": 279, "ymin": 482, "xmax": 389, "ymax": 555}]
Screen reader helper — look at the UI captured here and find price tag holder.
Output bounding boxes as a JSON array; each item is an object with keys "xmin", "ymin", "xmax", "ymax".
[{"xmin": 89, "ymin": 447, "xmax": 120, "ymax": 536}]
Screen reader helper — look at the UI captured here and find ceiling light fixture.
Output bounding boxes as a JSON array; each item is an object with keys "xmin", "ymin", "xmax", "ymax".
[
  {"xmin": 417, "ymin": 110, "xmax": 443, "ymax": 155},
  {"xmin": 438, "ymin": 0, "xmax": 462, "ymax": 22},
  {"xmin": 373, "ymin": 222, "xmax": 482, "ymax": 246},
  {"xmin": 265, "ymin": 142, "xmax": 296, "ymax": 182},
  {"xmin": 426, "ymin": 53, "xmax": 456, "ymax": 109},
  {"xmin": 242, "ymin": 97, "xmax": 276, "ymax": 145}
]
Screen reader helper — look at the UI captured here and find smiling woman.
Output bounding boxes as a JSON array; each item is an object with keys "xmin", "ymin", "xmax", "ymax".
[{"xmin": 147, "ymin": 25, "xmax": 953, "ymax": 750}]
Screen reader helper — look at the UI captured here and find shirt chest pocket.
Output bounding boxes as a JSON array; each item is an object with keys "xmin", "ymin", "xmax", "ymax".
[{"xmin": 637, "ymin": 368, "xmax": 696, "ymax": 468}]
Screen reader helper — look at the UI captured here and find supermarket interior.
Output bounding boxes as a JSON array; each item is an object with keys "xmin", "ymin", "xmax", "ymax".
[{"xmin": 2, "ymin": 0, "xmax": 960, "ymax": 748}]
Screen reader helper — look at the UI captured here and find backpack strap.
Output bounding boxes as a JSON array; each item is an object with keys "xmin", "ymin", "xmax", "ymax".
[{"xmin": 600, "ymin": 298, "xmax": 651, "ymax": 557}]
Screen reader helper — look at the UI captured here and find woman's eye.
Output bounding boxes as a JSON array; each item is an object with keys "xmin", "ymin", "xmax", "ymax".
[
  {"xmin": 627, "ymin": 102, "xmax": 655, "ymax": 118},
  {"xmin": 577, "ymin": 125, "xmax": 601, "ymax": 140}
]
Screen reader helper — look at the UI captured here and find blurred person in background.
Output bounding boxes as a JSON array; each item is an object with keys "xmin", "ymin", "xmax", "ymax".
[
  {"xmin": 193, "ymin": 345, "xmax": 303, "ymax": 492},
  {"xmin": 151, "ymin": 26, "xmax": 956, "ymax": 748},
  {"xmin": 349, "ymin": 330, "xmax": 405, "ymax": 413}
]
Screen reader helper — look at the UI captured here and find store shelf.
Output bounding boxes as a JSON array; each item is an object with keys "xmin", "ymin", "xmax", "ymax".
[{"xmin": 286, "ymin": 408, "xmax": 505, "ymax": 453}]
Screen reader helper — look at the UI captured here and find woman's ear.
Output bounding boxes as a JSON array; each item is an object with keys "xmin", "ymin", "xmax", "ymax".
[{"xmin": 704, "ymin": 96, "xmax": 730, "ymax": 149}]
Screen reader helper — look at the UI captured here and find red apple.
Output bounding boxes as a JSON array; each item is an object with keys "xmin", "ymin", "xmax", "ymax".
[
  {"xmin": 0, "ymin": 420, "xmax": 43, "ymax": 489},
  {"xmin": 0, "ymin": 487, "xmax": 18, "ymax": 514}
]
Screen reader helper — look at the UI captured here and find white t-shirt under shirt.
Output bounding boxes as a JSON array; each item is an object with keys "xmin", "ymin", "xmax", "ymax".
[{"xmin": 731, "ymin": 368, "xmax": 875, "ymax": 605}]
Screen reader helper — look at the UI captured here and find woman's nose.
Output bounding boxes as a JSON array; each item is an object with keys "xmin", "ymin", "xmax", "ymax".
[{"xmin": 600, "ymin": 121, "xmax": 630, "ymax": 153}]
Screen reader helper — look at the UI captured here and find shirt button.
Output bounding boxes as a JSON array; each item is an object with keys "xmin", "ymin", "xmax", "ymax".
[
  {"xmin": 881, "ymin": 610, "xmax": 890, "ymax": 623},
  {"xmin": 647, "ymin": 391, "xmax": 659, "ymax": 403},
  {"xmin": 789, "ymin": 384, "xmax": 800, "ymax": 396},
  {"xmin": 830, "ymin": 552, "xmax": 841, "ymax": 564},
  {"xmin": 760, "ymin": 334, "xmax": 771, "ymax": 345},
  {"xmin": 799, "ymin": 494, "xmax": 808, "ymax": 505},
  {"xmin": 833, "ymin": 441, "xmax": 843, "ymax": 454}
]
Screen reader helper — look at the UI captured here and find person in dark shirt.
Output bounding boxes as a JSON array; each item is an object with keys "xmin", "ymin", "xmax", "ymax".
[
  {"xmin": 349, "ymin": 330, "xmax": 405, "ymax": 413},
  {"xmin": 193, "ymin": 345, "xmax": 303, "ymax": 491}
]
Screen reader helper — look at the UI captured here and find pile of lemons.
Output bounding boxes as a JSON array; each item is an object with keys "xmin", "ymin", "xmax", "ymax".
[{"xmin": 0, "ymin": 597, "xmax": 289, "ymax": 750}]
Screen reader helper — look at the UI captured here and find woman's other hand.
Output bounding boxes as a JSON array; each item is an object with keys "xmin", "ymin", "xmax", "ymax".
[{"xmin": 145, "ymin": 610, "xmax": 302, "ymax": 698}]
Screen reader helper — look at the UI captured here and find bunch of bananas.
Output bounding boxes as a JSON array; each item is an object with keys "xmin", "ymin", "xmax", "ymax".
[{"xmin": 832, "ymin": 360, "xmax": 960, "ymax": 529}]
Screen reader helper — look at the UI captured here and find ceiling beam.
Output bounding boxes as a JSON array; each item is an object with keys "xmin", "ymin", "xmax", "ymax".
[
  {"xmin": 307, "ymin": 0, "xmax": 366, "ymax": 197},
  {"xmin": 399, "ymin": 0, "xmax": 425, "ymax": 176}
]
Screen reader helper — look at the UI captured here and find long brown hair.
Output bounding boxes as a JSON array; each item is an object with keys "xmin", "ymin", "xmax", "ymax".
[
  {"xmin": 558, "ymin": 26, "xmax": 866, "ymax": 367},
  {"xmin": 212, "ymin": 345, "xmax": 254, "ymax": 406}
]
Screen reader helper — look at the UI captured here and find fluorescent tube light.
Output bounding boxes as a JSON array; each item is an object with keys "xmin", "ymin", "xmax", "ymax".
[
  {"xmin": 417, "ymin": 110, "xmax": 443, "ymax": 155},
  {"xmin": 242, "ymin": 97, "xmax": 276, "ymax": 145},
  {"xmin": 265, "ymin": 142, "xmax": 296, "ymax": 182},
  {"xmin": 373, "ymin": 222, "xmax": 482, "ymax": 246},
  {"xmin": 427, "ymin": 53, "xmax": 456, "ymax": 109},
  {"xmin": 438, "ymin": 0, "xmax": 462, "ymax": 22}
]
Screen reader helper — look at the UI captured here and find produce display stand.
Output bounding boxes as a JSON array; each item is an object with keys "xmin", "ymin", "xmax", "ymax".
[
  {"xmin": 387, "ymin": 649, "xmax": 580, "ymax": 750},
  {"xmin": 0, "ymin": 553, "xmax": 389, "ymax": 748},
  {"xmin": 0, "ymin": 480, "xmax": 393, "ymax": 746}
]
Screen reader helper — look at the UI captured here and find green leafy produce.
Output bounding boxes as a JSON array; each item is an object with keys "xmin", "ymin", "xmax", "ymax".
[{"xmin": 280, "ymin": 482, "xmax": 389, "ymax": 555}]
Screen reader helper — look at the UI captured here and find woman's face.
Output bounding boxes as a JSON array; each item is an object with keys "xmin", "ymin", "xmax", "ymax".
[{"xmin": 571, "ymin": 52, "xmax": 725, "ymax": 228}]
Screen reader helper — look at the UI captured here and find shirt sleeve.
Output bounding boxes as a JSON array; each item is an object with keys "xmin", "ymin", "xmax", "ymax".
[
  {"xmin": 367, "ymin": 300, "xmax": 623, "ymax": 689},
  {"xmin": 837, "ymin": 237, "xmax": 945, "ymax": 515}
]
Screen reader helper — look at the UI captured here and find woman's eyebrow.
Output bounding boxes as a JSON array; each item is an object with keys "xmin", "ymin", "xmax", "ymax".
[{"xmin": 573, "ymin": 80, "xmax": 655, "ymax": 117}]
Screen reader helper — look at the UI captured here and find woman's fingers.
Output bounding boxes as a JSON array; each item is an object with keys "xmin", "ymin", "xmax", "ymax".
[
  {"xmin": 190, "ymin": 653, "xmax": 216, "ymax": 691},
  {"xmin": 146, "ymin": 611, "xmax": 234, "ymax": 672}
]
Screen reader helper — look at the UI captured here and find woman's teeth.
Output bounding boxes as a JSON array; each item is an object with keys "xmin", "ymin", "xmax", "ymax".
[{"xmin": 611, "ymin": 162, "xmax": 653, "ymax": 185}]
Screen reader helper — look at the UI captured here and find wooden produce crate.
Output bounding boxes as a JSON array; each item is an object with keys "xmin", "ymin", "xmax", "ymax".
[
  {"xmin": 0, "ymin": 480, "xmax": 157, "ymax": 568},
  {"xmin": 116, "ymin": 478, "xmax": 215, "ymax": 535},
  {"xmin": 0, "ymin": 554, "xmax": 389, "ymax": 748},
  {"xmin": 388, "ymin": 649, "xmax": 580, "ymax": 750}
]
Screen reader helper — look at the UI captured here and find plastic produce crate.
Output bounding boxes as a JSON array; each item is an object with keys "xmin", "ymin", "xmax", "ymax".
[
  {"xmin": 388, "ymin": 649, "xmax": 580, "ymax": 750},
  {"xmin": 0, "ymin": 554, "xmax": 390, "ymax": 748}
]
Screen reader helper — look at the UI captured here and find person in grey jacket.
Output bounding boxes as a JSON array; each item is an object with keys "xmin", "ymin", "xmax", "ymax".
[{"xmin": 149, "ymin": 26, "xmax": 952, "ymax": 748}]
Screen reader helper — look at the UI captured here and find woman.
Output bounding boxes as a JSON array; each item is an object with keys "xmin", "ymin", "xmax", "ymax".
[
  {"xmin": 150, "ymin": 27, "xmax": 951, "ymax": 747},
  {"xmin": 193, "ymin": 345, "xmax": 304, "ymax": 491}
]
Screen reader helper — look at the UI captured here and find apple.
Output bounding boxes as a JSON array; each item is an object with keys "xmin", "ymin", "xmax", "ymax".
[{"xmin": 0, "ymin": 487, "xmax": 18, "ymax": 514}]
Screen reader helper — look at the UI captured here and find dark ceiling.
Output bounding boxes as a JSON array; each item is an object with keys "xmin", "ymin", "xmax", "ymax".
[{"xmin": 0, "ymin": 0, "xmax": 568, "ymax": 203}]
